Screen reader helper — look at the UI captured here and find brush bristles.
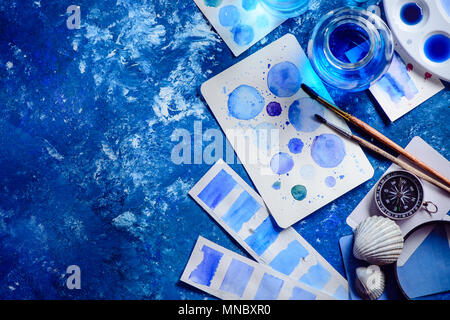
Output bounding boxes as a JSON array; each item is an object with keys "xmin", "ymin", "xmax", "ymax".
[{"xmin": 314, "ymin": 114, "xmax": 327, "ymax": 124}]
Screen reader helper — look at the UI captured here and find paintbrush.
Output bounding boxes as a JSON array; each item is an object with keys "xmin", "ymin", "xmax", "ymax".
[
  {"xmin": 314, "ymin": 114, "xmax": 450, "ymax": 193},
  {"xmin": 302, "ymin": 83, "xmax": 450, "ymax": 187}
]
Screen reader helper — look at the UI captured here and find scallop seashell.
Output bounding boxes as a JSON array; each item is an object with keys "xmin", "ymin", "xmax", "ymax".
[
  {"xmin": 353, "ymin": 216, "xmax": 404, "ymax": 265},
  {"xmin": 355, "ymin": 265, "xmax": 385, "ymax": 300}
]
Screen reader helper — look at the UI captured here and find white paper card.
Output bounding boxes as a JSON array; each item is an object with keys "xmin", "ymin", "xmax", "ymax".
[
  {"xmin": 201, "ymin": 34, "xmax": 374, "ymax": 227},
  {"xmin": 189, "ymin": 159, "xmax": 349, "ymax": 299},
  {"xmin": 370, "ymin": 43, "xmax": 444, "ymax": 122},
  {"xmin": 180, "ymin": 236, "xmax": 335, "ymax": 300},
  {"xmin": 193, "ymin": 0, "xmax": 286, "ymax": 56},
  {"xmin": 347, "ymin": 136, "xmax": 450, "ymax": 236}
]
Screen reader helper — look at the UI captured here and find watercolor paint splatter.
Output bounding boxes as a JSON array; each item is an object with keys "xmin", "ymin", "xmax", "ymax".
[
  {"xmin": 270, "ymin": 152, "xmax": 294, "ymax": 175},
  {"xmin": 288, "ymin": 138, "xmax": 304, "ymax": 154},
  {"xmin": 219, "ymin": 258, "xmax": 254, "ymax": 297},
  {"xmin": 300, "ymin": 263, "xmax": 331, "ymax": 290},
  {"xmin": 269, "ymin": 240, "xmax": 308, "ymax": 275},
  {"xmin": 222, "ymin": 191, "xmax": 261, "ymax": 232},
  {"xmin": 189, "ymin": 245, "xmax": 223, "ymax": 286},
  {"xmin": 288, "ymin": 98, "xmax": 324, "ymax": 132},
  {"xmin": 266, "ymin": 101, "xmax": 282, "ymax": 116},
  {"xmin": 291, "ymin": 185, "xmax": 307, "ymax": 201},
  {"xmin": 290, "ymin": 287, "xmax": 317, "ymax": 300},
  {"xmin": 198, "ymin": 169, "xmax": 238, "ymax": 209},
  {"xmin": 228, "ymin": 85, "xmax": 265, "ymax": 120},
  {"xmin": 245, "ymin": 215, "xmax": 281, "ymax": 255},
  {"xmin": 272, "ymin": 181, "xmax": 281, "ymax": 190},
  {"xmin": 267, "ymin": 62, "xmax": 302, "ymax": 97},
  {"xmin": 311, "ymin": 134, "xmax": 346, "ymax": 168},
  {"xmin": 254, "ymin": 273, "xmax": 284, "ymax": 300}
]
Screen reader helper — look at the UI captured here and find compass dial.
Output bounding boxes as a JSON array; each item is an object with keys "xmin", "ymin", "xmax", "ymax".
[{"xmin": 375, "ymin": 171, "xmax": 424, "ymax": 220}]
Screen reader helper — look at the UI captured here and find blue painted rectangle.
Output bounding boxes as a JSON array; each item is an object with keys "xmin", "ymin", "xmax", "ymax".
[
  {"xmin": 299, "ymin": 263, "xmax": 331, "ymax": 290},
  {"xmin": 219, "ymin": 259, "xmax": 254, "ymax": 297},
  {"xmin": 254, "ymin": 273, "xmax": 284, "ymax": 300},
  {"xmin": 197, "ymin": 169, "xmax": 238, "ymax": 209},
  {"xmin": 188, "ymin": 245, "xmax": 223, "ymax": 286},
  {"xmin": 222, "ymin": 190, "xmax": 261, "ymax": 233},
  {"xmin": 269, "ymin": 240, "xmax": 309, "ymax": 276},
  {"xmin": 244, "ymin": 215, "xmax": 281, "ymax": 255},
  {"xmin": 289, "ymin": 286, "xmax": 316, "ymax": 300}
]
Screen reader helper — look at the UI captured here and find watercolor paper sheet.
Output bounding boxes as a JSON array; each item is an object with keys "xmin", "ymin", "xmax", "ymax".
[
  {"xmin": 193, "ymin": 0, "xmax": 286, "ymax": 56},
  {"xmin": 347, "ymin": 136, "xmax": 450, "ymax": 236},
  {"xmin": 189, "ymin": 159, "xmax": 349, "ymax": 299},
  {"xmin": 180, "ymin": 236, "xmax": 336, "ymax": 300},
  {"xmin": 201, "ymin": 34, "xmax": 374, "ymax": 228},
  {"xmin": 370, "ymin": 44, "xmax": 444, "ymax": 122}
]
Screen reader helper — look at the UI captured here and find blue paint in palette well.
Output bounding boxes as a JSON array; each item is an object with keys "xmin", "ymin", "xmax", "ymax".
[
  {"xmin": 299, "ymin": 263, "xmax": 331, "ymax": 290},
  {"xmin": 397, "ymin": 224, "xmax": 450, "ymax": 299},
  {"xmin": 189, "ymin": 245, "xmax": 224, "ymax": 286},
  {"xmin": 219, "ymin": 259, "xmax": 254, "ymax": 297},
  {"xmin": 290, "ymin": 286, "xmax": 317, "ymax": 300},
  {"xmin": 424, "ymin": 34, "xmax": 450, "ymax": 63},
  {"xmin": 400, "ymin": 2, "xmax": 423, "ymax": 25},
  {"xmin": 198, "ymin": 169, "xmax": 238, "ymax": 209},
  {"xmin": 245, "ymin": 215, "xmax": 282, "ymax": 255},
  {"xmin": 254, "ymin": 273, "xmax": 284, "ymax": 300},
  {"xmin": 269, "ymin": 240, "xmax": 309, "ymax": 275},
  {"xmin": 222, "ymin": 190, "xmax": 261, "ymax": 232}
]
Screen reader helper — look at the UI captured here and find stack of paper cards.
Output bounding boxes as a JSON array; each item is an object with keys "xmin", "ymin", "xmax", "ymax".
[
  {"xmin": 188, "ymin": 159, "xmax": 349, "ymax": 299},
  {"xmin": 181, "ymin": 236, "xmax": 335, "ymax": 300},
  {"xmin": 201, "ymin": 34, "xmax": 374, "ymax": 227},
  {"xmin": 193, "ymin": 0, "xmax": 286, "ymax": 56}
]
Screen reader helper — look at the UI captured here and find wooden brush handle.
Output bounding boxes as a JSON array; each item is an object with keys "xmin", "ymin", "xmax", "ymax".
[
  {"xmin": 350, "ymin": 115, "xmax": 450, "ymax": 187},
  {"xmin": 352, "ymin": 135, "xmax": 450, "ymax": 193}
]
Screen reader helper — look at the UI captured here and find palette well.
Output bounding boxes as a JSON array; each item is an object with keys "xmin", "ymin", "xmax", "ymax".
[
  {"xmin": 201, "ymin": 34, "xmax": 374, "ymax": 228},
  {"xmin": 180, "ymin": 236, "xmax": 335, "ymax": 300},
  {"xmin": 189, "ymin": 159, "xmax": 349, "ymax": 299},
  {"xmin": 383, "ymin": 0, "xmax": 450, "ymax": 81},
  {"xmin": 193, "ymin": 0, "xmax": 286, "ymax": 56}
]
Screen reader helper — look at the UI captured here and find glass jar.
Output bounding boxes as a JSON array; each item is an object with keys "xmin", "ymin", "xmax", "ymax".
[
  {"xmin": 307, "ymin": 7, "xmax": 394, "ymax": 92},
  {"xmin": 259, "ymin": 0, "xmax": 310, "ymax": 18}
]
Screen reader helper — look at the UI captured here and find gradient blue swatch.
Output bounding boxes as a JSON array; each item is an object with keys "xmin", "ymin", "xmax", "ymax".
[
  {"xmin": 188, "ymin": 245, "xmax": 223, "ymax": 286},
  {"xmin": 222, "ymin": 190, "xmax": 261, "ymax": 232},
  {"xmin": 254, "ymin": 273, "xmax": 284, "ymax": 300},
  {"xmin": 198, "ymin": 169, "xmax": 237, "ymax": 209},
  {"xmin": 220, "ymin": 259, "xmax": 254, "ymax": 297},
  {"xmin": 289, "ymin": 286, "xmax": 317, "ymax": 300},
  {"xmin": 244, "ymin": 215, "xmax": 281, "ymax": 255},
  {"xmin": 300, "ymin": 263, "xmax": 331, "ymax": 290},
  {"xmin": 269, "ymin": 240, "xmax": 309, "ymax": 275}
]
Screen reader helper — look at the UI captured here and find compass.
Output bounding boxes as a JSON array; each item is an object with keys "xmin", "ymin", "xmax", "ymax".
[{"xmin": 374, "ymin": 170, "xmax": 437, "ymax": 220}]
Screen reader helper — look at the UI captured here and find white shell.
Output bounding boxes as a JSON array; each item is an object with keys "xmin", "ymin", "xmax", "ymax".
[
  {"xmin": 353, "ymin": 216, "xmax": 404, "ymax": 265},
  {"xmin": 355, "ymin": 265, "xmax": 385, "ymax": 300}
]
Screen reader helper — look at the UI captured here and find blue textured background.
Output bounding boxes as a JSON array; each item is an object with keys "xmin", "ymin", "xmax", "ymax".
[{"xmin": 0, "ymin": 0, "xmax": 448, "ymax": 299}]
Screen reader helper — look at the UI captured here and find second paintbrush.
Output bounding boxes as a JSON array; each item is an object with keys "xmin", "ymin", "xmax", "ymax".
[{"xmin": 314, "ymin": 114, "xmax": 450, "ymax": 194}]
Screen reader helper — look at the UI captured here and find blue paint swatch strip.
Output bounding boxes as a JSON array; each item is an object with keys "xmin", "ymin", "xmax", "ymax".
[
  {"xmin": 269, "ymin": 240, "xmax": 309, "ymax": 276},
  {"xmin": 290, "ymin": 286, "xmax": 317, "ymax": 300},
  {"xmin": 222, "ymin": 190, "xmax": 261, "ymax": 233},
  {"xmin": 189, "ymin": 245, "xmax": 223, "ymax": 286},
  {"xmin": 300, "ymin": 262, "xmax": 331, "ymax": 290},
  {"xmin": 197, "ymin": 169, "xmax": 238, "ymax": 209},
  {"xmin": 254, "ymin": 273, "xmax": 284, "ymax": 300},
  {"xmin": 244, "ymin": 215, "xmax": 281, "ymax": 256},
  {"xmin": 220, "ymin": 258, "xmax": 254, "ymax": 297}
]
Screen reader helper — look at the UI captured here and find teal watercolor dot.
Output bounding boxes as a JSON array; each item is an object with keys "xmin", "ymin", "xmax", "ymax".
[
  {"xmin": 291, "ymin": 185, "xmax": 307, "ymax": 201},
  {"xmin": 204, "ymin": 0, "xmax": 223, "ymax": 7},
  {"xmin": 272, "ymin": 181, "xmax": 281, "ymax": 190}
]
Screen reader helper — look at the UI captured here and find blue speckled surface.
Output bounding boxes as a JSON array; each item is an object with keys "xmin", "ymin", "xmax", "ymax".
[{"xmin": 0, "ymin": 0, "xmax": 448, "ymax": 299}]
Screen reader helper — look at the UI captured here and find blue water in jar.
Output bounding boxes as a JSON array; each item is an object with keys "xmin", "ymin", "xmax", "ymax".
[
  {"xmin": 400, "ymin": 3, "xmax": 423, "ymax": 25},
  {"xmin": 328, "ymin": 23, "xmax": 370, "ymax": 64},
  {"xmin": 259, "ymin": 0, "xmax": 310, "ymax": 18},
  {"xmin": 424, "ymin": 34, "xmax": 450, "ymax": 63}
]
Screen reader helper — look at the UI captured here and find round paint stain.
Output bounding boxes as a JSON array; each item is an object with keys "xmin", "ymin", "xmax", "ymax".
[
  {"xmin": 288, "ymin": 138, "xmax": 304, "ymax": 154},
  {"xmin": 424, "ymin": 34, "xmax": 450, "ymax": 63},
  {"xmin": 325, "ymin": 176, "xmax": 336, "ymax": 187},
  {"xmin": 300, "ymin": 164, "xmax": 315, "ymax": 180},
  {"xmin": 242, "ymin": 0, "xmax": 257, "ymax": 11},
  {"xmin": 204, "ymin": 0, "xmax": 223, "ymax": 7},
  {"xmin": 288, "ymin": 98, "xmax": 324, "ymax": 132},
  {"xmin": 270, "ymin": 152, "xmax": 294, "ymax": 175},
  {"xmin": 311, "ymin": 134, "xmax": 346, "ymax": 168},
  {"xmin": 254, "ymin": 122, "xmax": 278, "ymax": 150},
  {"xmin": 272, "ymin": 181, "xmax": 281, "ymax": 190},
  {"xmin": 228, "ymin": 85, "xmax": 265, "ymax": 120},
  {"xmin": 266, "ymin": 101, "xmax": 282, "ymax": 116},
  {"xmin": 218, "ymin": 5, "xmax": 240, "ymax": 27},
  {"xmin": 232, "ymin": 24, "xmax": 254, "ymax": 46},
  {"xmin": 267, "ymin": 62, "xmax": 302, "ymax": 97},
  {"xmin": 291, "ymin": 185, "xmax": 307, "ymax": 201},
  {"xmin": 400, "ymin": 2, "xmax": 423, "ymax": 25}
]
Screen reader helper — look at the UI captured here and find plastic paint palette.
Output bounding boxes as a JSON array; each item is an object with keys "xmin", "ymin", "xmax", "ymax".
[{"xmin": 383, "ymin": 0, "xmax": 450, "ymax": 82}]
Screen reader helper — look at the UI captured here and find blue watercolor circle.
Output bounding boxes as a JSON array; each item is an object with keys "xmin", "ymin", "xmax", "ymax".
[
  {"xmin": 232, "ymin": 24, "xmax": 254, "ymax": 46},
  {"xmin": 325, "ymin": 176, "xmax": 336, "ymax": 187},
  {"xmin": 228, "ymin": 85, "xmax": 265, "ymax": 120},
  {"xmin": 266, "ymin": 101, "xmax": 282, "ymax": 116},
  {"xmin": 288, "ymin": 138, "xmax": 304, "ymax": 154},
  {"xmin": 242, "ymin": 0, "xmax": 257, "ymax": 11},
  {"xmin": 288, "ymin": 98, "xmax": 324, "ymax": 132},
  {"xmin": 270, "ymin": 152, "xmax": 294, "ymax": 175},
  {"xmin": 267, "ymin": 62, "xmax": 302, "ymax": 97},
  {"xmin": 311, "ymin": 134, "xmax": 346, "ymax": 168},
  {"xmin": 219, "ymin": 5, "xmax": 240, "ymax": 27}
]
